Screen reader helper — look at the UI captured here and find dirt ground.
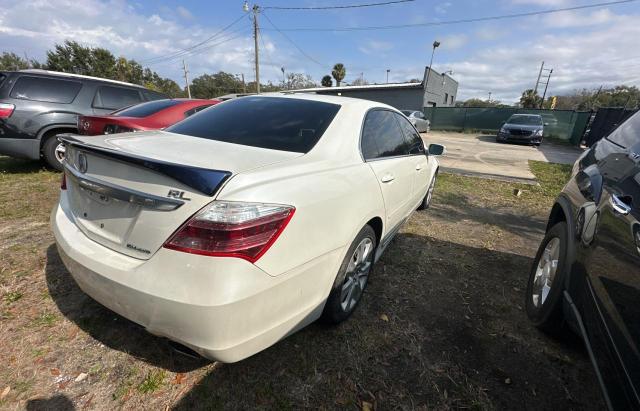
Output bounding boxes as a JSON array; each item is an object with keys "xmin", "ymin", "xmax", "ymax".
[{"xmin": 0, "ymin": 157, "xmax": 604, "ymax": 410}]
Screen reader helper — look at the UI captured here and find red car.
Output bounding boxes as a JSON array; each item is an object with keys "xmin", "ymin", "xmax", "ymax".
[{"xmin": 77, "ymin": 98, "xmax": 220, "ymax": 135}]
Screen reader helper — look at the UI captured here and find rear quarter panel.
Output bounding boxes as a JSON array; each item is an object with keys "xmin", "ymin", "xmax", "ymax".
[{"xmin": 217, "ymin": 159, "xmax": 386, "ymax": 277}]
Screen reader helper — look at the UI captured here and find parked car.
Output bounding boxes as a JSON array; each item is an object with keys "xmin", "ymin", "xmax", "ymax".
[
  {"xmin": 0, "ymin": 69, "xmax": 167, "ymax": 170},
  {"xmin": 77, "ymin": 98, "xmax": 220, "ymax": 136},
  {"xmin": 401, "ymin": 110, "xmax": 430, "ymax": 133},
  {"xmin": 497, "ymin": 114, "xmax": 545, "ymax": 146},
  {"xmin": 52, "ymin": 95, "xmax": 445, "ymax": 362},
  {"xmin": 525, "ymin": 110, "xmax": 640, "ymax": 410}
]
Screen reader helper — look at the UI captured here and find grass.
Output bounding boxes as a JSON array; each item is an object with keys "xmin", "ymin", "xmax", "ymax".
[
  {"xmin": 31, "ymin": 312, "xmax": 58, "ymax": 327},
  {"xmin": 3, "ymin": 291, "xmax": 23, "ymax": 304},
  {"xmin": 137, "ymin": 370, "xmax": 166, "ymax": 394}
]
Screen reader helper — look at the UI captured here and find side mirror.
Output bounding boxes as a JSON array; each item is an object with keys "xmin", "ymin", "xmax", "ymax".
[
  {"xmin": 428, "ymin": 143, "xmax": 446, "ymax": 156},
  {"xmin": 544, "ymin": 122, "xmax": 549, "ymax": 126}
]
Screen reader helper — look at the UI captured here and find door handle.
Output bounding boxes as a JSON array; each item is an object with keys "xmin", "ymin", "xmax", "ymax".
[
  {"xmin": 610, "ymin": 194, "xmax": 631, "ymax": 215},
  {"xmin": 381, "ymin": 174, "xmax": 395, "ymax": 183},
  {"xmin": 415, "ymin": 164, "xmax": 422, "ymax": 171}
]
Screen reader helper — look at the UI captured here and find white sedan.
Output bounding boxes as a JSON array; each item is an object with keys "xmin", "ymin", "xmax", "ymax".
[{"xmin": 52, "ymin": 94, "xmax": 444, "ymax": 362}]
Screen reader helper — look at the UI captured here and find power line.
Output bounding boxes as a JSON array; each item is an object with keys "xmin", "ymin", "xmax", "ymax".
[
  {"xmin": 261, "ymin": 0, "xmax": 637, "ymax": 32},
  {"xmin": 140, "ymin": 13, "xmax": 248, "ymax": 64},
  {"xmin": 263, "ymin": 0, "xmax": 414, "ymax": 10},
  {"xmin": 262, "ymin": 12, "xmax": 325, "ymax": 68}
]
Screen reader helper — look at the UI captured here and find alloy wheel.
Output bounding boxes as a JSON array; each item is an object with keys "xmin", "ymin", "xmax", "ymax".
[
  {"xmin": 340, "ymin": 237, "xmax": 373, "ymax": 312},
  {"xmin": 531, "ymin": 237, "xmax": 560, "ymax": 307}
]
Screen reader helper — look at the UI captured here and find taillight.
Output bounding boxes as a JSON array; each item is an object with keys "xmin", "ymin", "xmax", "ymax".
[
  {"xmin": 164, "ymin": 201, "xmax": 295, "ymax": 263},
  {"xmin": 0, "ymin": 103, "xmax": 15, "ymax": 119},
  {"xmin": 60, "ymin": 173, "xmax": 67, "ymax": 190}
]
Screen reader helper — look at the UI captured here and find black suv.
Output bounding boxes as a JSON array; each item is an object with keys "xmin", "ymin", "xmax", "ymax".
[
  {"xmin": 0, "ymin": 69, "xmax": 166, "ymax": 170},
  {"xmin": 526, "ymin": 111, "xmax": 640, "ymax": 409}
]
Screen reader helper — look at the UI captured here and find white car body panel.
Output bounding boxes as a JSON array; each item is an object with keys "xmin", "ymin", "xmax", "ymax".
[{"xmin": 52, "ymin": 94, "xmax": 440, "ymax": 362}]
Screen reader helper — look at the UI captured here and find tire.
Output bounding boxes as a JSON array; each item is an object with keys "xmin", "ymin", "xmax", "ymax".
[
  {"xmin": 525, "ymin": 221, "xmax": 569, "ymax": 333},
  {"xmin": 321, "ymin": 225, "xmax": 377, "ymax": 324},
  {"xmin": 417, "ymin": 171, "xmax": 437, "ymax": 210},
  {"xmin": 42, "ymin": 134, "xmax": 65, "ymax": 171}
]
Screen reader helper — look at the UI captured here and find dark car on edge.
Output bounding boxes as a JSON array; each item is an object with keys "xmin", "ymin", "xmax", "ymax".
[
  {"xmin": 497, "ymin": 114, "xmax": 545, "ymax": 146},
  {"xmin": 0, "ymin": 69, "xmax": 166, "ymax": 170},
  {"xmin": 525, "ymin": 110, "xmax": 640, "ymax": 410}
]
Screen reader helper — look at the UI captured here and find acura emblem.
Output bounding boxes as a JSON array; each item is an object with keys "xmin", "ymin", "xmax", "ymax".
[{"xmin": 77, "ymin": 152, "xmax": 88, "ymax": 173}]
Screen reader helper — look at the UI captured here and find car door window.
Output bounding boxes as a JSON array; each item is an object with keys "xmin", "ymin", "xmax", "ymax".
[
  {"xmin": 10, "ymin": 76, "xmax": 82, "ymax": 104},
  {"xmin": 394, "ymin": 112, "xmax": 425, "ymax": 155},
  {"xmin": 184, "ymin": 104, "xmax": 214, "ymax": 117},
  {"xmin": 606, "ymin": 111, "xmax": 640, "ymax": 149},
  {"xmin": 93, "ymin": 86, "xmax": 143, "ymax": 110},
  {"xmin": 361, "ymin": 110, "xmax": 409, "ymax": 160}
]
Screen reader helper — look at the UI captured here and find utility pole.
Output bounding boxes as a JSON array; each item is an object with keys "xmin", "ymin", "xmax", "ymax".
[
  {"xmin": 534, "ymin": 61, "xmax": 544, "ymax": 94},
  {"xmin": 540, "ymin": 69, "xmax": 553, "ymax": 109},
  {"xmin": 386, "ymin": 69, "xmax": 390, "ymax": 84},
  {"xmin": 182, "ymin": 59, "xmax": 191, "ymax": 98},
  {"xmin": 488, "ymin": 92, "xmax": 492, "ymax": 103},
  {"xmin": 281, "ymin": 67, "xmax": 286, "ymax": 89},
  {"xmin": 245, "ymin": 2, "xmax": 260, "ymax": 94}
]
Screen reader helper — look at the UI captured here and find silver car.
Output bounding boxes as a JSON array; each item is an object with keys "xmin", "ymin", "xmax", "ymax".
[{"xmin": 401, "ymin": 110, "xmax": 430, "ymax": 133}]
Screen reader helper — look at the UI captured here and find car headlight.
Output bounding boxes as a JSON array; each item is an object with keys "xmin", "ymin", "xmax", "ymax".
[
  {"xmin": 535, "ymin": 129, "xmax": 543, "ymax": 136},
  {"xmin": 499, "ymin": 127, "xmax": 507, "ymax": 133}
]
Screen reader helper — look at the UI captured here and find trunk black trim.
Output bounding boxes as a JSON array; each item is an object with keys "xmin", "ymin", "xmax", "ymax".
[{"xmin": 58, "ymin": 134, "xmax": 232, "ymax": 196}]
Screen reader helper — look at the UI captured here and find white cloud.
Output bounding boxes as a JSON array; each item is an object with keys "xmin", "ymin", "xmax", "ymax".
[
  {"xmin": 435, "ymin": 2, "xmax": 452, "ymax": 14},
  {"xmin": 541, "ymin": 8, "xmax": 615, "ymax": 28},
  {"xmin": 439, "ymin": 34, "xmax": 468, "ymax": 50},
  {"xmin": 176, "ymin": 6, "xmax": 193, "ymax": 20},
  {"xmin": 359, "ymin": 40, "xmax": 394, "ymax": 55}
]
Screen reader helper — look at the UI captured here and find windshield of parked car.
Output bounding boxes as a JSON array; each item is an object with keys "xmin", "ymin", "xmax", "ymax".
[
  {"xmin": 507, "ymin": 115, "xmax": 543, "ymax": 126},
  {"xmin": 166, "ymin": 96, "xmax": 341, "ymax": 153},
  {"xmin": 401, "ymin": 110, "xmax": 413, "ymax": 116},
  {"xmin": 113, "ymin": 99, "xmax": 182, "ymax": 117}
]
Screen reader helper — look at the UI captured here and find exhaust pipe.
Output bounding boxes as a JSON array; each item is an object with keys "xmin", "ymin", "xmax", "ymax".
[{"xmin": 168, "ymin": 340, "xmax": 202, "ymax": 360}]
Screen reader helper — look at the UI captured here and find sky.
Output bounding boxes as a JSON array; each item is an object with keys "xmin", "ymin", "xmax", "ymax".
[{"xmin": 1, "ymin": 0, "xmax": 639, "ymax": 104}]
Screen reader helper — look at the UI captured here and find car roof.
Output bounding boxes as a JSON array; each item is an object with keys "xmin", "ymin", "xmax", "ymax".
[
  {"xmin": 15, "ymin": 69, "xmax": 146, "ymax": 89},
  {"xmin": 256, "ymin": 92, "xmax": 398, "ymax": 111}
]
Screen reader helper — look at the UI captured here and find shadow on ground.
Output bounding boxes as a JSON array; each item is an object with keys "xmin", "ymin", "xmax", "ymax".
[
  {"xmin": 46, "ymin": 229, "xmax": 602, "ymax": 409},
  {"xmin": 0, "ymin": 156, "xmax": 50, "ymax": 174}
]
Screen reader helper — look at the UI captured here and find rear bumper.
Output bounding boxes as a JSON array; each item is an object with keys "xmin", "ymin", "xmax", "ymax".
[
  {"xmin": 0, "ymin": 137, "xmax": 40, "ymax": 159},
  {"xmin": 51, "ymin": 194, "xmax": 343, "ymax": 362}
]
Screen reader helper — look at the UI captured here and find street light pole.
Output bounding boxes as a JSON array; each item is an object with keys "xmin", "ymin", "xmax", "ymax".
[
  {"xmin": 425, "ymin": 40, "xmax": 440, "ymax": 105},
  {"xmin": 386, "ymin": 69, "xmax": 390, "ymax": 84}
]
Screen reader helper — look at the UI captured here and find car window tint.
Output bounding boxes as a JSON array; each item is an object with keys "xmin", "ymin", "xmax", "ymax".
[
  {"xmin": 361, "ymin": 110, "xmax": 409, "ymax": 160},
  {"xmin": 114, "ymin": 99, "xmax": 181, "ymax": 117},
  {"xmin": 166, "ymin": 97, "xmax": 340, "ymax": 153},
  {"xmin": 394, "ymin": 112, "xmax": 425, "ymax": 155},
  {"xmin": 606, "ymin": 111, "xmax": 640, "ymax": 149},
  {"xmin": 143, "ymin": 90, "xmax": 167, "ymax": 101},
  {"xmin": 184, "ymin": 104, "xmax": 214, "ymax": 117},
  {"xmin": 10, "ymin": 76, "xmax": 82, "ymax": 103},
  {"xmin": 93, "ymin": 86, "xmax": 143, "ymax": 110}
]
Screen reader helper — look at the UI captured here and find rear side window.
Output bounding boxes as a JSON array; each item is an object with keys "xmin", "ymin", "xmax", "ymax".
[
  {"xmin": 394, "ymin": 112, "xmax": 425, "ymax": 155},
  {"xmin": 10, "ymin": 76, "xmax": 82, "ymax": 103},
  {"xmin": 606, "ymin": 110, "xmax": 640, "ymax": 149},
  {"xmin": 113, "ymin": 99, "xmax": 181, "ymax": 117},
  {"xmin": 166, "ymin": 97, "xmax": 341, "ymax": 153},
  {"xmin": 184, "ymin": 104, "xmax": 214, "ymax": 117},
  {"xmin": 93, "ymin": 86, "xmax": 143, "ymax": 110},
  {"xmin": 143, "ymin": 89, "xmax": 167, "ymax": 101},
  {"xmin": 361, "ymin": 110, "xmax": 409, "ymax": 160}
]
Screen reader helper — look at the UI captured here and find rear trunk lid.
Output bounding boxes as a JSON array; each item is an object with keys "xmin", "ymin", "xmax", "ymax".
[{"xmin": 60, "ymin": 131, "xmax": 302, "ymax": 259}]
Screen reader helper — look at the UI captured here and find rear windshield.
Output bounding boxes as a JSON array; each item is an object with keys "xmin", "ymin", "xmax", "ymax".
[
  {"xmin": 113, "ymin": 99, "xmax": 181, "ymax": 117},
  {"xmin": 507, "ymin": 115, "xmax": 542, "ymax": 126},
  {"xmin": 10, "ymin": 76, "xmax": 82, "ymax": 104},
  {"xmin": 606, "ymin": 110, "xmax": 640, "ymax": 149},
  {"xmin": 166, "ymin": 97, "xmax": 341, "ymax": 153}
]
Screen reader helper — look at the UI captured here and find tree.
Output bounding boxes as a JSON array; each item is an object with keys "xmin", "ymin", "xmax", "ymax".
[
  {"xmin": 331, "ymin": 63, "xmax": 346, "ymax": 87},
  {"xmin": 0, "ymin": 52, "xmax": 38, "ymax": 70},
  {"xmin": 285, "ymin": 72, "xmax": 316, "ymax": 90},
  {"xmin": 351, "ymin": 76, "xmax": 369, "ymax": 86},
  {"xmin": 190, "ymin": 72, "xmax": 244, "ymax": 98},
  {"xmin": 520, "ymin": 89, "xmax": 541, "ymax": 109},
  {"xmin": 321, "ymin": 75, "xmax": 332, "ymax": 87},
  {"xmin": 462, "ymin": 98, "xmax": 501, "ymax": 108}
]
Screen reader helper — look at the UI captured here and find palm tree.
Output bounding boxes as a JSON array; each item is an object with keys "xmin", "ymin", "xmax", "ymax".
[
  {"xmin": 332, "ymin": 63, "xmax": 346, "ymax": 87},
  {"xmin": 520, "ymin": 89, "xmax": 541, "ymax": 109},
  {"xmin": 321, "ymin": 75, "xmax": 333, "ymax": 87}
]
